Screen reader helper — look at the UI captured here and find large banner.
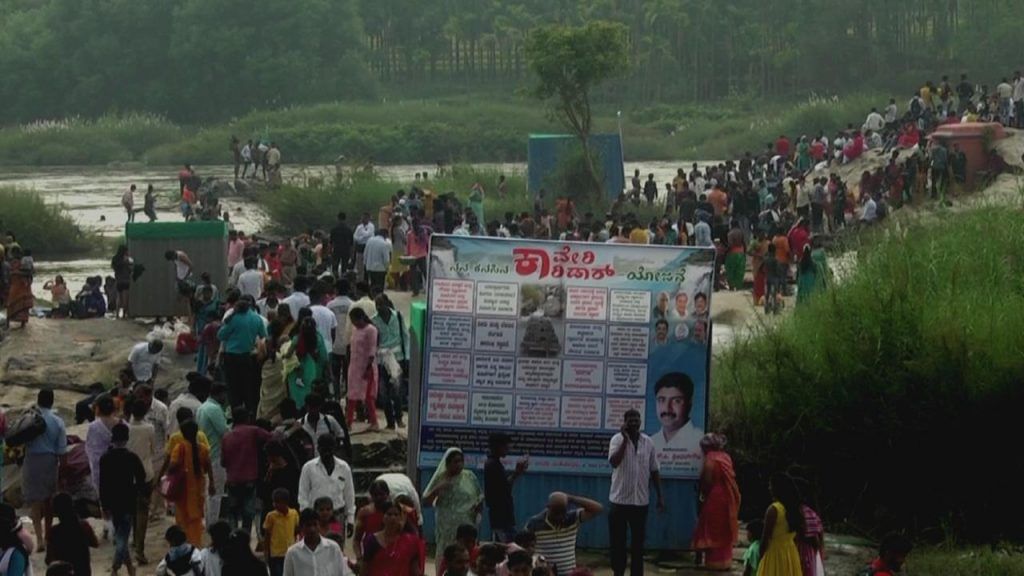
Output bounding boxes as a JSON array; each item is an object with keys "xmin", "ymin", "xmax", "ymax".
[{"xmin": 418, "ymin": 236, "xmax": 714, "ymax": 479}]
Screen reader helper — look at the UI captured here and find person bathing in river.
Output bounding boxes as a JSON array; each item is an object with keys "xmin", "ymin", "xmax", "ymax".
[{"xmin": 143, "ymin": 185, "xmax": 158, "ymax": 222}]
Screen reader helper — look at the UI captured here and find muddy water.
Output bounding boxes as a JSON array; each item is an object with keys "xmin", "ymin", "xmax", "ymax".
[{"xmin": 4, "ymin": 161, "xmax": 714, "ymax": 303}]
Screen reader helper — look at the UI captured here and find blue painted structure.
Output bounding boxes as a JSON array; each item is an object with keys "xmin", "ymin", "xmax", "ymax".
[{"xmin": 527, "ymin": 134, "xmax": 626, "ymax": 202}]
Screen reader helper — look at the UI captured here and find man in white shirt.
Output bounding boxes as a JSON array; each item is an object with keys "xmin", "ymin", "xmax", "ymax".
[
  {"xmin": 308, "ymin": 284, "xmax": 338, "ymax": 349},
  {"xmin": 608, "ymin": 409, "xmax": 664, "ymax": 576},
  {"xmin": 285, "ymin": 508, "xmax": 352, "ymax": 576},
  {"xmin": 863, "ymin": 107, "xmax": 885, "ymax": 133},
  {"xmin": 167, "ymin": 375, "xmax": 210, "ymax": 435},
  {"xmin": 237, "ymin": 257, "xmax": 264, "ymax": 301},
  {"xmin": 861, "ymin": 194, "xmax": 878, "ymax": 224},
  {"xmin": 298, "ymin": 435, "xmax": 356, "ymax": 534},
  {"xmin": 363, "ymin": 230, "xmax": 392, "ymax": 295},
  {"xmin": 327, "ymin": 279, "xmax": 354, "ymax": 398},
  {"xmin": 353, "ymin": 212, "xmax": 376, "ymax": 281},
  {"xmin": 122, "ymin": 184, "xmax": 136, "ymax": 223},
  {"xmin": 128, "ymin": 339, "xmax": 164, "ymax": 384},
  {"xmin": 650, "ymin": 373, "xmax": 703, "ymax": 478},
  {"xmin": 281, "ymin": 276, "xmax": 312, "ymax": 321},
  {"xmin": 884, "ymin": 98, "xmax": 899, "ymax": 127}
]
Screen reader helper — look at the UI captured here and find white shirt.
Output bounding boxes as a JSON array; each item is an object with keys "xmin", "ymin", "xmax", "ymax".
[
  {"xmin": 353, "ymin": 223, "xmax": 375, "ymax": 246},
  {"xmin": 363, "ymin": 236, "xmax": 392, "ymax": 272},
  {"xmin": 237, "ymin": 269, "xmax": 264, "ymax": 300},
  {"xmin": 282, "ymin": 291, "xmax": 311, "ymax": 322},
  {"xmin": 167, "ymin": 392, "xmax": 202, "ymax": 436},
  {"xmin": 861, "ymin": 198, "xmax": 878, "ymax": 222},
  {"xmin": 997, "ymin": 82, "xmax": 1013, "ymax": 99},
  {"xmin": 608, "ymin": 432, "xmax": 659, "ymax": 506},
  {"xmin": 228, "ymin": 259, "xmax": 246, "ymax": 288},
  {"xmin": 128, "ymin": 342, "xmax": 162, "ymax": 382},
  {"xmin": 284, "ymin": 538, "xmax": 352, "ymax": 576},
  {"xmin": 298, "ymin": 457, "xmax": 356, "ymax": 524},
  {"xmin": 199, "ymin": 548, "xmax": 223, "ymax": 576},
  {"xmin": 326, "ymin": 296, "xmax": 353, "ymax": 354},
  {"xmin": 310, "ymin": 304, "xmax": 338, "ymax": 348},
  {"xmin": 301, "ymin": 414, "xmax": 345, "ymax": 444},
  {"xmin": 241, "ymin": 144, "xmax": 252, "ymax": 162},
  {"xmin": 884, "ymin": 103, "xmax": 899, "ymax": 123},
  {"xmin": 863, "ymin": 112, "xmax": 885, "ymax": 132},
  {"xmin": 1015, "ymin": 78, "xmax": 1024, "ymax": 102},
  {"xmin": 174, "ymin": 253, "xmax": 191, "ymax": 281},
  {"xmin": 146, "ymin": 398, "xmax": 169, "ymax": 457},
  {"xmin": 652, "ymin": 420, "xmax": 704, "ymax": 476}
]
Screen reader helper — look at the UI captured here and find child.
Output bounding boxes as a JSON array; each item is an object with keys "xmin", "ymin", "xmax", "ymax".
[
  {"xmin": 315, "ymin": 496, "xmax": 343, "ymax": 536},
  {"xmin": 742, "ymin": 519, "xmax": 765, "ymax": 576},
  {"xmin": 263, "ymin": 488, "xmax": 299, "ymax": 576},
  {"xmin": 156, "ymin": 525, "xmax": 202, "ymax": 576},
  {"xmin": 439, "ymin": 524, "xmax": 479, "ymax": 575},
  {"xmin": 864, "ymin": 533, "xmax": 912, "ymax": 576}
]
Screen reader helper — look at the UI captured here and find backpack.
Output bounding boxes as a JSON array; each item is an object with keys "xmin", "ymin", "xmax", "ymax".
[{"xmin": 5, "ymin": 407, "xmax": 46, "ymax": 447}]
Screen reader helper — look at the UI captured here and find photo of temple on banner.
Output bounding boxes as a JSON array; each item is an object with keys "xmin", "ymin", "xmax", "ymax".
[{"xmin": 420, "ymin": 236, "xmax": 715, "ymax": 479}]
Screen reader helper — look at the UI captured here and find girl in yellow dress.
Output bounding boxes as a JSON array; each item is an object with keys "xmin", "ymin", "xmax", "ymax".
[{"xmin": 757, "ymin": 474, "xmax": 803, "ymax": 576}]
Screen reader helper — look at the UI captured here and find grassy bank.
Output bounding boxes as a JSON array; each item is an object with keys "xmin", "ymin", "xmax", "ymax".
[
  {"xmin": 714, "ymin": 207, "xmax": 1024, "ymax": 540},
  {"xmin": 1, "ymin": 189, "xmax": 94, "ymax": 256},
  {"xmin": 0, "ymin": 93, "xmax": 889, "ymax": 166}
]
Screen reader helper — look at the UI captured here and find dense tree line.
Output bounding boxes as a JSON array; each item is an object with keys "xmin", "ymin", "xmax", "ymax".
[{"xmin": 0, "ymin": 0, "xmax": 1019, "ymax": 124}]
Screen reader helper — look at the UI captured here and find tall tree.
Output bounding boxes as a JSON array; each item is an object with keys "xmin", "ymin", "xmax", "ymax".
[{"xmin": 525, "ymin": 20, "xmax": 629, "ymax": 200}]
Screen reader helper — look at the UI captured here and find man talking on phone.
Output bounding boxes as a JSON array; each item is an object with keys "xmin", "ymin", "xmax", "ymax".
[
  {"xmin": 484, "ymin": 432, "xmax": 528, "ymax": 543},
  {"xmin": 608, "ymin": 409, "xmax": 665, "ymax": 576}
]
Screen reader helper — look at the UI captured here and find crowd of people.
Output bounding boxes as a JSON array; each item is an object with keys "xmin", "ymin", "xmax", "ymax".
[{"xmin": 0, "ymin": 383, "xmax": 912, "ymax": 576}]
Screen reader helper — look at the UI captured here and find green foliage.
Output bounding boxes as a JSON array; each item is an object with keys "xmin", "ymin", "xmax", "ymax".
[
  {"xmin": 543, "ymin": 147, "xmax": 604, "ymax": 202},
  {"xmin": 526, "ymin": 21, "xmax": 629, "ymax": 200},
  {"xmin": 715, "ymin": 208, "xmax": 1024, "ymax": 540},
  {"xmin": 908, "ymin": 546, "xmax": 1024, "ymax": 575},
  {"xmin": 261, "ymin": 167, "xmax": 528, "ymax": 233},
  {"xmin": 0, "ymin": 189, "xmax": 93, "ymax": 256}
]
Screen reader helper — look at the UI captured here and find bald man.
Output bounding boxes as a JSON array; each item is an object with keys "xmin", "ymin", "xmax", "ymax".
[{"xmin": 523, "ymin": 492, "xmax": 603, "ymax": 573}]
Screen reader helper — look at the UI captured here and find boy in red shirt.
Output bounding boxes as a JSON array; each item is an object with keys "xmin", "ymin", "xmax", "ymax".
[{"xmin": 865, "ymin": 533, "xmax": 912, "ymax": 575}]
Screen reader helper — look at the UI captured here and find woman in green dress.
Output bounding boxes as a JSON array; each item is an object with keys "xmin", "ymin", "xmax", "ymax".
[
  {"xmin": 796, "ymin": 136, "xmax": 812, "ymax": 173},
  {"xmin": 796, "ymin": 245, "xmax": 819, "ymax": 306},
  {"xmin": 285, "ymin": 315, "xmax": 328, "ymax": 411},
  {"xmin": 423, "ymin": 447, "xmax": 482, "ymax": 574}
]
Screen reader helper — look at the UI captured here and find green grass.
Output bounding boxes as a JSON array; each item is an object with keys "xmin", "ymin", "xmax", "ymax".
[
  {"xmin": 909, "ymin": 546, "xmax": 1024, "ymax": 575},
  {"xmin": 714, "ymin": 206, "xmax": 1024, "ymax": 541},
  {"xmin": 0, "ymin": 92, "xmax": 892, "ymax": 166},
  {"xmin": 0, "ymin": 188, "xmax": 94, "ymax": 255}
]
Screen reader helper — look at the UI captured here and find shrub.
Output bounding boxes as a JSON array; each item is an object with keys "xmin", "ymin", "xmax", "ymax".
[
  {"xmin": 0, "ymin": 188, "xmax": 93, "ymax": 255},
  {"xmin": 261, "ymin": 168, "xmax": 529, "ymax": 233},
  {"xmin": 715, "ymin": 208, "xmax": 1024, "ymax": 540}
]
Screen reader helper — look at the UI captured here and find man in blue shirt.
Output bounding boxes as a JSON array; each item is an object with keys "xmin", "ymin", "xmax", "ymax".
[
  {"xmin": 24, "ymin": 389, "xmax": 67, "ymax": 548},
  {"xmin": 217, "ymin": 297, "xmax": 267, "ymax": 413}
]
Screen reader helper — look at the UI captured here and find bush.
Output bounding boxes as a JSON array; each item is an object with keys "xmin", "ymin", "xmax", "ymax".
[
  {"xmin": 261, "ymin": 167, "xmax": 530, "ymax": 233},
  {"xmin": 715, "ymin": 208, "xmax": 1024, "ymax": 541},
  {"xmin": 0, "ymin": 188, "xmax": 94, "ymax": 255}
]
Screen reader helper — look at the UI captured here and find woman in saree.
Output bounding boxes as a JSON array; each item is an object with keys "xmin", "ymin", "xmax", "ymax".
[
  {"xmin": 285, "ymin": 316, "xmax": 328, "ymax": 411},
  {"xmin": 258, "ymin": 306, "xmax": 295, "ymax": 422},
  {"xmin": 361, "ymin": 501, "xmax": 422, "ymax": 576},
  {"xmin": 169, "ymin": 420, "xmax": 212, "ymax": 547},
  {"xmin": 5, "ymin": 247, "xmax": 33, "ymax": 328},
  {"xmin": 796, "ymin": 246, "xmax": 819, "ymax": 306},
  {"xmin": 423, "ymin": 447, "xmax": 482, "ymax": 574},
  {"xmin": 468, "ymin": 183, "xmax": 485, "ymax": 226},
  {"xmin": 692, "ymin": 434, "xmax": 741, "ymax": 571}
]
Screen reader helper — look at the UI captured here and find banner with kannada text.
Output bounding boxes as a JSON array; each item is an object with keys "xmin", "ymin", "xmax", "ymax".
[{"xmin": 419, "ymin": 236, "xmax": 715, "ymax": 479}]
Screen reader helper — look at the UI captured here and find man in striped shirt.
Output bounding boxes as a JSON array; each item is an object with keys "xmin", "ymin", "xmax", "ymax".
[
  {"xmin": 524, "ymin": 492, "xmax": 603, "ymax": 573},
  {"xmin": 608, "ymin": 408, "xmax": 665, "ymax": 576}
]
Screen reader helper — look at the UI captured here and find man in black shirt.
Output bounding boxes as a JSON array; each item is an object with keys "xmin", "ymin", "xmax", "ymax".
[
  {"xmin": 330, "ymin": 211, "xmax": 354, "ymax": 276},
  {"xmin": 99, "ymin": 423, "xmax": 147, "ymax": 575},
  {"xmin": 483, "ymin": 433, "xmax": 527, "ymax": 543}
]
